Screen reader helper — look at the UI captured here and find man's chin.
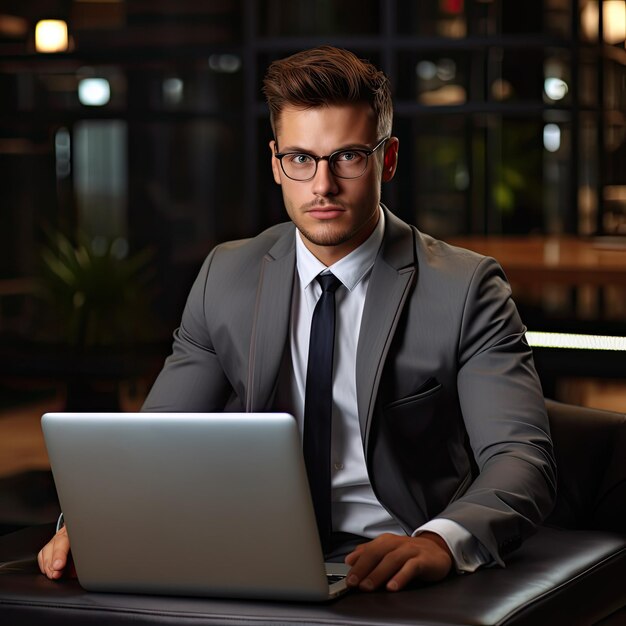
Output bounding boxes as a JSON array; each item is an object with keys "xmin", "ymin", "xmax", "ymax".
[{"xmin": 298, "ymin": 226, "xmax": 355, "ymax": 249}]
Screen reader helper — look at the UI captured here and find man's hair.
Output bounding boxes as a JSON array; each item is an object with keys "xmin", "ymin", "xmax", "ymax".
[{"xmin": 262, "ymin": 46, "xmax": 392, "ymax": 140}]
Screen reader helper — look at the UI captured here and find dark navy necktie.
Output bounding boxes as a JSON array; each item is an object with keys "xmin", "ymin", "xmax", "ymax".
[{"xmin": 303, "ymin": 273, "xmax": 341, "ymax": 552}]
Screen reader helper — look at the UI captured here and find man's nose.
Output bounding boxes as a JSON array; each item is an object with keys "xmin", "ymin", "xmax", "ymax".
[{"xmin": 311, "ymin": 158, "xmax": 339, "ymax": 196}]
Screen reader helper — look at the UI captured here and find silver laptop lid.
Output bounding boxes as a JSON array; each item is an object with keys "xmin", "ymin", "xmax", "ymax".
[{"xmin": 42, "ymin": 412, "xmax": 342, "ymax": 601}]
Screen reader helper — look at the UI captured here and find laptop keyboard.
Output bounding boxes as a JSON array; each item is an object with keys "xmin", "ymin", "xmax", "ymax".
[{"xmin": 327, "ymin": 574, "xmax": 347, "ymax": 585}]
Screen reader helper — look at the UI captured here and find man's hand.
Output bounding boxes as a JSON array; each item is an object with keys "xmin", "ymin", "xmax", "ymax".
[
  {"xmin": 37, "ymin": 526, "xmax": 75, "ymax": 580},
  {"xmin": 344, "ymin": 532, "xmax": 453, "ymax": 592}
]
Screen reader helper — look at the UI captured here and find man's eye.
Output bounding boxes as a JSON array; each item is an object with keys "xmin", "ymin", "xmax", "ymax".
[
  {"xmin": 289, "ymin": 154, "xmax": 314, "ymax": 165},
  {"xmin": 336, "ymin": 151, "xmax": 361, "ymax": 162}
]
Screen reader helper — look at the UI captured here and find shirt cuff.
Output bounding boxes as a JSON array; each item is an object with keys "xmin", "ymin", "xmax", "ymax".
[{"xmin": 412, "ymin": 518, "xmax": 492, "ymax": 573}]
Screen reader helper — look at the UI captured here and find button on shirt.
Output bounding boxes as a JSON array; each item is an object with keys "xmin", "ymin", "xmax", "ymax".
[{"xmin": 278, "ymin": 208, "xmax": 490, "ymax": 573}]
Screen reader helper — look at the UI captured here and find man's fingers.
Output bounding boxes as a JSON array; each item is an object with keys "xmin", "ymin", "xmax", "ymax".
[
  {"xmin": 346, "ymin": 534, "xmax": 453, "ymax": 592},
  {"xmin": 345, "ymin": 534, "xmax": 398, "ymax": 589},
  {"xmin": 386, "ymin": 556, "xmax": 424, "ymax": 591},
  {"xmin": 36, "ymin": 548, "xmax": 44, "ymax": 573},
  {"xmin": 354, "ymin": 544, "xmax": 416, "ymax": 591},
  {"xmin": 51, "ymin": 533, "xmax": 70, "ymax": 570},
  {"xmin": 343, "ymin": 543, "xmax": 365, "ymax": 565},
  {"xmin": 38, "ymin": 527, "xmax": 71, "ymax": 580},
  {"xmin": 388, "ymin": 548, "xmax": 451, "ymax": 590}
]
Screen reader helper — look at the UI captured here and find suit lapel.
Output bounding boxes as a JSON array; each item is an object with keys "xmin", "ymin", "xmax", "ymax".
[
  {"xmin": 246, "ymin": 228, "xmax": 296, "ymax": 411},
  {"xmin": 357, "ymin": 208, "xmax": 417, "ymax": 452}
]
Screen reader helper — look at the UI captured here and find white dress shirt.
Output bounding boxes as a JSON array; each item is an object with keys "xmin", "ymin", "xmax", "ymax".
[{"xmin": 277, "ymin": 208, "xmax": 490, "ymax": 572}]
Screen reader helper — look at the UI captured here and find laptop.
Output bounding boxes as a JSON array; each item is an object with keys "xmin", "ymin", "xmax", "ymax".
[{"xmin": 41, "ymin": 412, "xmax": 350, "ymax": 601}]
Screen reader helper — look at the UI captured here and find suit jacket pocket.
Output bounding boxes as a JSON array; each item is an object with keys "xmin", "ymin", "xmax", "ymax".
[
  {"xmin": 385, "ymin": 378, "xmax": 442, "ymax": 411},
  {"xmin": 383, "ymin": 379, "xmax": 444, "ymax": 443}
]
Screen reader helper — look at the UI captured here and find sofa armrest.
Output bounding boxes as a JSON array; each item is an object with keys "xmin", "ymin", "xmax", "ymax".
[{"xmin": 1, "ymin": 525, "xmax": 624, "ymax": 626}]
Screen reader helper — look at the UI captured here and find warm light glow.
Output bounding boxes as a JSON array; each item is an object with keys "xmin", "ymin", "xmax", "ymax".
[
  {"xmin": 604, "ymin": 185, "xmax": 626, "ymax": 201},
  {"xmin": 0, "ymin": 14, "xmax": 28, "ymax": 37},
  {"xmin": 491, "ymin": 78, "xmax": 514, "ymax": 101},
  {"xmin": 419, "ymin": 85, "xmax": 467, "ymax": 105},
  {"xmin": 582, "ymin": 1, "xmax": 626, "ymax": 44},
  {"xmin": 527, "ymin": 331, "xmax": 626, "ymax": 351},
  {"xmin": 35, "ymin": 19, "xmax": 68, "ymax": 53}
]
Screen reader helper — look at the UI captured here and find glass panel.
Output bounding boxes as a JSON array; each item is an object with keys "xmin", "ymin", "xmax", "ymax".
[
  {"xmin": 397, "ymin": 52, "xmax": 469, "ymax": 105},
  {"xmin": 603, "ymin": 185, "xmax": 626, "ymax": 234},
  {"xmin": 411, "ymin": 115, "xmax": 470, "ymax": 237},
  {"xmin": 500, "ymin": 0, "xmax": 544, "ymax": 35},
  {"xmin": 126, "ymin": 119, "xmax": 243, "ymax": 328},
  {"xmin": 488, "ymin": 48, "xmax": 546, "ymax": 103},
  {"xmin": 74, "ymin": 121, "xmax": 128, "ymax": 240},
  {"xmin": 4, "ymin": 66, "xmax": 126, "ymax": 113},
  {"xmin": 605, "ymin": 58, "xmax": 626, "ymax": 114},
  {"xmin": 542, "ymin": 115, "xmax": 572, "ymax": 234},
  {"xmin": 123, "ymin": 0, "xmax": 242, "ymax": 44},
  {"xmin": 127, "ymin": 61, "xmax": 243, "ymax": 112},
  {"xmin": 482, "ymin": 116, "xmax": 545, "ymax": 234},
  {"xmin": 544, "ymin": 0, "xmax": 572, "ymax": 38},
  {"xmin": 603, "ymin": 58, "xmax": 626, "ymax": 232},
  {"xmin": 258, "ymin": 0, "xmax": 380, "ymax": 36},
  {"xmin": 579, "ymin": 49, "xmax": 599, "ymax": 108},
  {"xmin": 578, "ymin": 114, "xmax": 599, "ymax": 234},
  {"xmin": 127, "ymin": 120, "xmax": 243, "ymax": 262},
  {"xmin": 469, "ymin": 0, "xmax": 499, "ymax": 37},
  {"xmin": 398, "ymin": 0, "xmax": 468, "ymax": 38},
  {"xmin": 0, "ymin": 125, "xmax": 58, "ymax": 277}
]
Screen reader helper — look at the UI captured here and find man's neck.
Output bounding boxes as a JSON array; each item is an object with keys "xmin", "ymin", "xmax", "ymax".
[{"xmin": 298, "ymin": 206, "xmax": 381, "ymax": 267}]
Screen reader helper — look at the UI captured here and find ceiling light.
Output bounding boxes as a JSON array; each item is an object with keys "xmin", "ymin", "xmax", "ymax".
[
  {"xmin": 35, "ymin": 19, "xmax": 68, "ymax": 53},
  {"xmin": 78, "ymin": 78, "xmax": 111, "ymax": 106}
]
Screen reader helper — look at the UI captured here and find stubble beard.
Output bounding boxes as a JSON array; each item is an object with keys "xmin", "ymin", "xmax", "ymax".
[
  {"xmin": 294, "ymin": 201, "xmax": 380, "ymax": 249},
  {"xmin": 297, "ymin": 222, "xmax": 357, "ymax": 248}
]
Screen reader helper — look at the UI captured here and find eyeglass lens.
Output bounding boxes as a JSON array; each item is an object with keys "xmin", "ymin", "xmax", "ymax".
[{"xmin": 282, "ymin": 150, "xmax": 368, "ymax": 180}]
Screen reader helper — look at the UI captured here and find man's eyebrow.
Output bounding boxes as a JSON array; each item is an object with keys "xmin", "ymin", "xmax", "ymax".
[
  {"xmin": 278, "ymin": 143, "xmax": 372, "ymax": 153},
  {"xmin": 277, "ymin": 145, "xmax": 311, "ymax": 153}
]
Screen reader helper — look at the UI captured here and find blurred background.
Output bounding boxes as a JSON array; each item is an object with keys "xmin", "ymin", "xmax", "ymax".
[{"xmin": 0, "ymin": 0, "xmax": 625, "ymax": 533}]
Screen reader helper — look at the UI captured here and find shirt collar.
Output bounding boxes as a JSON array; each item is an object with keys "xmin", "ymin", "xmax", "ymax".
[{"xmin": 295, "ymin": 207, "xmax": 385, "ymax": 292}]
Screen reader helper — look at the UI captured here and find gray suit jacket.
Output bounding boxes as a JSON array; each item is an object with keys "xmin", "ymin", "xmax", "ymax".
[{"xmin": 143, "ymin": 206, "xmax": 557, "ymax": 565}]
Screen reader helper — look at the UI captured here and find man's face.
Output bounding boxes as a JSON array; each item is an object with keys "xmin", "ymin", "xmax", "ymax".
[{"xmin": 270, "ymin": 103, "xmax": 398, "ymax": 266}]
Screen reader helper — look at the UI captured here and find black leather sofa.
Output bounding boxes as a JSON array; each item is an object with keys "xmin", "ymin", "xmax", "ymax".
[{"xmin": 1, "ymin": 399, "xmax": 624, "ymax": 626}]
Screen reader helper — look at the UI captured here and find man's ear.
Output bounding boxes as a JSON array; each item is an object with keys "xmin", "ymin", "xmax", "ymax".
[
  {"xmin": 269, "ymin": 140, "xmax": 282, "ymax": 185},
  {"xmin": 382, "ymin": 138, "xmax": 399, "ymax": 182}
]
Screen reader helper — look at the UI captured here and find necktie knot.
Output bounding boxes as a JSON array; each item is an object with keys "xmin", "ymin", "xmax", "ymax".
[{"xmin": 316, "ymin": 273, "xmax": 341, "ymax": 294}]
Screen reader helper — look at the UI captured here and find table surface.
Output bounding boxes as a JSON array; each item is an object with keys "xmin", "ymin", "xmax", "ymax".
[{"xmin": 446, "ymin": 236, "xmax": 626, "ymax": 285}]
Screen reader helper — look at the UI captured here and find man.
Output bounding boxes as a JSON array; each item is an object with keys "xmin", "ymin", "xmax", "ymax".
[{"xmin": 39, "ymin": 46, "xmax": 556, "ymax": 592}]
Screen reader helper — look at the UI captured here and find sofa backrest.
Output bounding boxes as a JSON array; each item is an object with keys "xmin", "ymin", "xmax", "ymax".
[{"xmin": 545, "ymin": 399, "xmax": 626, "ymax": 532}]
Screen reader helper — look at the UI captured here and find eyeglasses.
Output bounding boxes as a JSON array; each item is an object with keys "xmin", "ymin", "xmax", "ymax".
[{"xmin": 273, "ymin": 136, "xmax": 389, "ymax": 182}]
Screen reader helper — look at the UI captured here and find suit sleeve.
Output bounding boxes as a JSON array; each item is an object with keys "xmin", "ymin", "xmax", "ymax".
[
  {"xmin": 142, "ymin": 251, "xmax": 234, "ymax": 412},
  {"xmin": 440, "ymin": 256, "xmax": 557, "ymax": 566}
]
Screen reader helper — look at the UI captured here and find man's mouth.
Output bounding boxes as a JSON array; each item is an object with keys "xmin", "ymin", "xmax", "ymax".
[{"xmin": 306, "ymin": 205, "xmax": 345, "ymax": 219}]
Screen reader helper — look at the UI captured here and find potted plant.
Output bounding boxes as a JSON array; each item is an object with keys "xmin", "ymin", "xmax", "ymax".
[{"xmin": 37, "ymin": 229, "xmax": 157, "ymax": 410}]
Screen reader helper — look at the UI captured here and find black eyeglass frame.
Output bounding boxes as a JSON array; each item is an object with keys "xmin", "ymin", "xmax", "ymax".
[{"xmin": 273, "ymin": 136, "xmax": 389, "ymax": 181}]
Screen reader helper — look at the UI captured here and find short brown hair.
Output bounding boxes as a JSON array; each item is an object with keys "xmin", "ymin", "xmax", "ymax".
[{"xmin": 262, "ymin": 46, "xmax": 392, "ymax": 139}]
